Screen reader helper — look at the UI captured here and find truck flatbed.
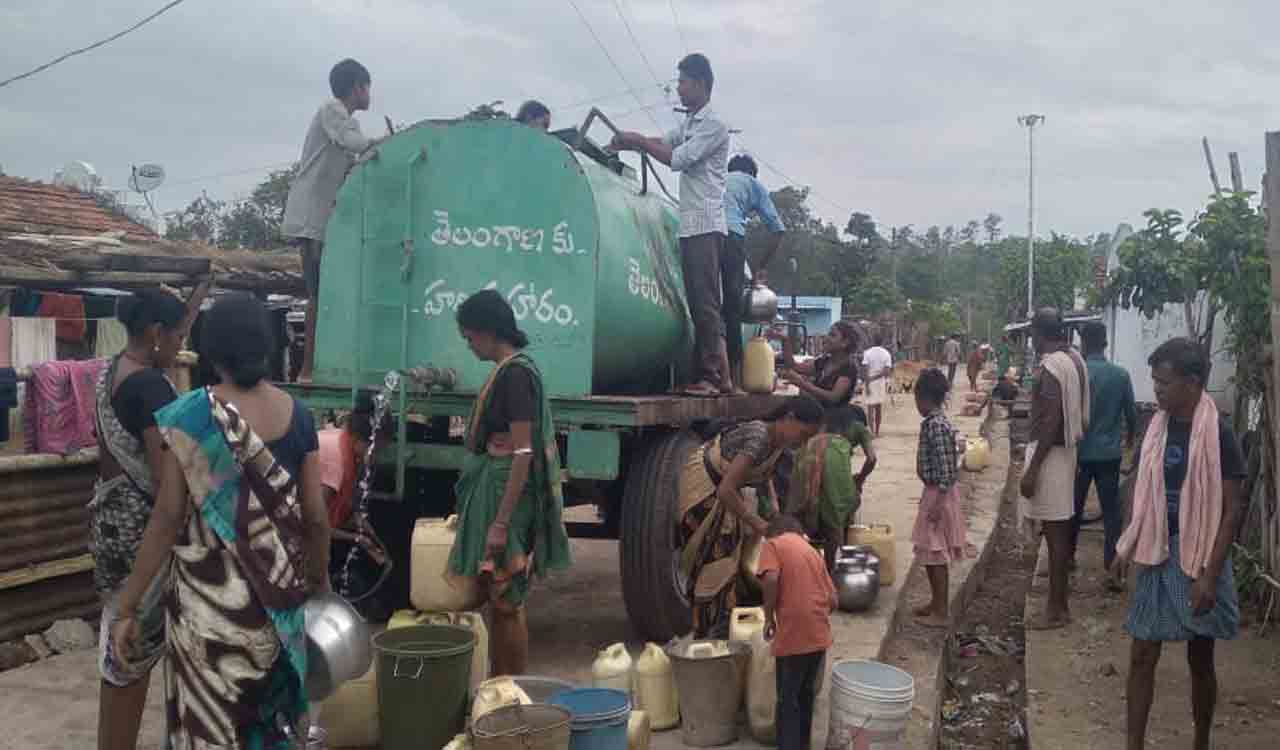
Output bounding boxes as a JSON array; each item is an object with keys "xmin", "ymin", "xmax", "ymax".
[{"xmin": 283, "ymin": 382, "xmax": 792, "ymax": 429}]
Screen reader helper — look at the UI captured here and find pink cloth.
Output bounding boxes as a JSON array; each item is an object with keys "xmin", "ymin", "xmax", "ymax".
[
  {"xmin": 23, "ymin": 359, "xmax": 106, "ymax": 454},
  {"xmin": 1117, "ymin": 393, "xmax": 1222, "ymax": 578},
  {"xmin": 317, "ymin": 428, "xmax": 345, "ymax": 492},
  {"xmin": 912, "ymin": 483, "xmax": 969, "ymax": 565}
]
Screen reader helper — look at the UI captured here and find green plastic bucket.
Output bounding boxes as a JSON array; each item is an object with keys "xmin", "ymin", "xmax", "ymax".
[{"xmin": 373, "ymin": 624, "xmax": 475, "ymax": 750}]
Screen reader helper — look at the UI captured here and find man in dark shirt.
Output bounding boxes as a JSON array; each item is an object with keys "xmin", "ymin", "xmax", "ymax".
[
  {"xmin": 1122, "ymin": 338, "xmax": 1245, "ymax": 750},
  {"xmin": 1071, "ymin": 322, "xmax": 1138, "ymax": 590}
]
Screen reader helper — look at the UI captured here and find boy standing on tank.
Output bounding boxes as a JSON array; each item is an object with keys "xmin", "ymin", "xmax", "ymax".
[
  {"xmin": 758, "ymin": 514, "xmax": 838, "ymax": 750},
  {"xmin": 283, "ymin": 58, "xmax": 376, "ymax": 384},
  {"xmin": 610, "ymin": 53, "xmax": 732, "ymax": 396}
]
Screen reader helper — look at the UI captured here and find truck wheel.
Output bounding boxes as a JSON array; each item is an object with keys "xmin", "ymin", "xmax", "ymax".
[{"xmin": 620, "ymin": 430, "xmax": 699, "ymax": 641}]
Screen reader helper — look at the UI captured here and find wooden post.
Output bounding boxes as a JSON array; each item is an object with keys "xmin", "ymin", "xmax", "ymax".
[
  {"xmin": 1266, "ymin": 131, "xmax": 1280, "ymax": 575},
  {"xmin": 1229, "ymin": 152, "xmax": 1245, "ymax": 193},
  {"xmin": 1204, "ymin": 137, "xmax": 1223, "ymax": 195}
]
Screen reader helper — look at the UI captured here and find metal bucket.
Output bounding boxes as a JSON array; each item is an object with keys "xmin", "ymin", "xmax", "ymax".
[
  {"xmin": 665, "ymin": 640, "xmax": 751, "ymax": 747},
  {"xmin": 473, "ymin": 704, "xmax": 573, "ymax": 750},
  {"xmin": 511, "ymin": 675, "xmax": 577, "ymax": 704}
]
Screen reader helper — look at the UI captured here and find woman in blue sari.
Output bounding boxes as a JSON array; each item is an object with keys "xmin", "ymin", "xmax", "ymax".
[{"xmin": 111, "ymin": 294, "xmax": 331, "ymax": 749}]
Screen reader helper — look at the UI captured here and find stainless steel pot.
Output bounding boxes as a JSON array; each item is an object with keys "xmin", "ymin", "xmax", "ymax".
[
  {"xmin": 834, "ymin": 547, "xmax": 880, "ymax": 613},
  {"xmin": 741, "ymin": 283, "xmax": 779, "ymax": 324},
  {"xmin": 304, "ymin": 592, "xmax": 372, "ymax": 701}
]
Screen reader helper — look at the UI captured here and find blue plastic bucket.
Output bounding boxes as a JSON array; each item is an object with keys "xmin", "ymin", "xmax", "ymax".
[{"xmin": 548, "ymin": 688, "xmax": 630, "ymax": 750}]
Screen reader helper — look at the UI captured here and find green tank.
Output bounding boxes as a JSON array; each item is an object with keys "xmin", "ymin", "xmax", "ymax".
[{"xmin": 313, "ymin": 118, "xmax": 690, "ymax": 396}]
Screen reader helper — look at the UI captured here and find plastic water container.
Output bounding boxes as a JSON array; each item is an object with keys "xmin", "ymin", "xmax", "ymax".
[
  {"xmin": 963, "ymin": 437, "xmax": 991, "ymax": 472},
  {"xmin": 845, "ymin": 523, "xmax": 897, "ymax": 586},
  {"xmin": 473, "ymin": 676, "xmax": 532, "ymax": 721},
  {"xmin": 633, "ymin": 644, "xmax": 679, "ymax": 731},
  {"xmin": 592, "ymin": 643, "xmax": 633, "ymax": 696},
  {"xmin": 411, "ymin": 516, "xmax": 484, "ymax": 612},
  {"xmin": 549, "ymin": 688, "xmax": 632, "ymax": 750},
  {"xmin": 317, "ymin": 662, "xmax": 378, "ymax": 748},
  {"xmin": 745, "ymin": 628, "xmax": 777, "ymax": 743},
  {"xmin": 387, "ymin": 609, "xmax": 451, "ymax": 630},
  {"xmin": 728, "ymin": 608, "xmax": 764, "ymax": 706},
  {"xmin": 627, "ymin": 710, "xmax": 651, "ymax": 750},
  {"xmin": 742, "ymin": 337, "xmax": 777, "ymax": 394},
  {"xmin": 826, "ymin": 659, "xmax": 915, "ymax": 750},
  {"xmin": 454, "ymin": 611, "xmax": 490, "ymax": 691}
]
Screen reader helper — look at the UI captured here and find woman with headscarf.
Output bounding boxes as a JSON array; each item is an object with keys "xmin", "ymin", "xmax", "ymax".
[
  {"xmin": 1117, "ymin": 338, "xmax": 1245, "ymax": 750},
  {"xmin": 448, "ymin": 289, "xmax": 571, "ymax": 676},
  {"xmin": 111, "ymin": 294, "xmax": 330, "ymax": 748},
  {"xmin": 93, "ymin": 284, "xmax": 205, "ymax": 750},
  {"xmin": 678, "ymin": 396, "xmax": 824, "ymax": 636}
]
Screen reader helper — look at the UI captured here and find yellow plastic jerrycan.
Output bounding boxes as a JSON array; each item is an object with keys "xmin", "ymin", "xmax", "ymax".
[
  {"xmin": 627, "ymin": 710, "xmax": 652, "ymax": 750},
  {"xmin": 742, "ymin": 336, "xmax": 777, "ymax": 394},
  {"xmin": 963, "ymin": 437, "xmax": 991, "ymax": 472},
  {"xmin": 634, "ymin": 643, "xmax": 679, "ymax": 731},
  {"xmin": 453, "ymin": 611, "xmax": 490, "ymax": 692},
  {"xmin": 730, "ymin": 607, "xmax": 766, "ymax": 645},
  {"xmin": 317, "ymin": 662, "xmax": 378, "ymax": 748},
  {"xmin": 410, "ymin": 515, "xmax": 483, "ymax": 613},
  {"xmin": 387, "ymin": 609, "xmax": 451, "ymax": 630},
  {"xmin": 592, "ymin": 643, "xmax": 634, "ymax": 695},
  {"xmin": 746, "ymin": 627, "xmax": 777, "ymax": 743},
  {"xmin": 472, "ymin": 676, "xmax": 531, "ymax": 721},
  {"xmin": 729, "ymin": 608, "xmax": 766, "ymax": 704},
  {"xmin": 845, "ymin": 523, "xmax": 897, "ymax": 586}
]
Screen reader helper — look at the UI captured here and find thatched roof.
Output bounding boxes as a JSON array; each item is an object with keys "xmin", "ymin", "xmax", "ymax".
[{"xmin": 0, "ymin": 176, "xmax": 302, "ymax": 294}]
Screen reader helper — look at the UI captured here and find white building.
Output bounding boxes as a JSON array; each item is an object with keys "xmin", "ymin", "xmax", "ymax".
[{"xmin": 1103, "ymin": 224, "xmax": 1236, "ymax": 412}]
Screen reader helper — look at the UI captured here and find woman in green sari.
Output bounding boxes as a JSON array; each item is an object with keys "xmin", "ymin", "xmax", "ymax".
[
  {"xmin": 448, "ymin": 290, "xmax": 571, "ymax": 676},
  {"xmin": 786, "ymin": 406, "xmax": 879, "ymax": 572}
]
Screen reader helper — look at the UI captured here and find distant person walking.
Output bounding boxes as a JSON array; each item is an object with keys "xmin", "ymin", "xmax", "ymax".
[
  {"xmin": 611, "ymin": 53, "xmax": 731, "ymax": 395},
  {"xmin": 861, "ymin": 334, "xmax": 893, "ymax": 436},
  {"xmin": 1019, "ymin": 308, "xmax": 1089, "ymax": 630},
  {"xmin": 1118, "ymin": 338, "xmax": 1245, "ymax": 750},
  {"xmin": 942, "ymin": 336, "xmax": 962, "ymax": 387},
  {"xmin": 283, "ymin": 58, "xmax": 377, "ymax": 384},
  {"xmin": 1071, "ymin": 322, "xmax": 1138, "ymax": 591},
  {"xmin": 966, "ymin": 343, "xmax": 988, "ymax": 392},
  {"xmin": 515, "ymin": 100, "xmax": 551, "ymax": 131},
  {"xmin": 722, "ymin": 154, "xmax": 785, "ymax": 384}
]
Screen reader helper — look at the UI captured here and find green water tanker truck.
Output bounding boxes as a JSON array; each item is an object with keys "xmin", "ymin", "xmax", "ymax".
[{"xmin": 288, "ymin": 112, "xmax": 787, "ymax": 640}]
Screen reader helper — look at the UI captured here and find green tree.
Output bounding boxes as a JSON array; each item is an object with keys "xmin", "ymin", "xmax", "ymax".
[
  {"xmin": 993, "ymin": 234, "xmax": 1090, "ymax": 321},
  {"xmin": 164, "ymin": 193, "xmax": 224, "ymax": 243},
  {"xmin": 845, "ymin": 272, "xmax": 903, "ymax": 317}
]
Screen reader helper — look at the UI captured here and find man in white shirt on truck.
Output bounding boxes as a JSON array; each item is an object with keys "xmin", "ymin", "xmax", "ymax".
[{"xmin": 283, "ymin": 58, "xmax": 376, "ymax": 383}]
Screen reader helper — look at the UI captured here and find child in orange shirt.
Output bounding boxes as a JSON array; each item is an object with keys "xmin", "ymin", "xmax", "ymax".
[{"xmin": 758, "ymin": 514, "xmax": 838, "ymax": 750}]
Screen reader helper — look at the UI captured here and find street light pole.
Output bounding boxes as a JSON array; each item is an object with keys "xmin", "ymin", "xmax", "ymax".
[{"xmin": 1017, "ymin": 114, "xmax": 1044, "ymax": 320}]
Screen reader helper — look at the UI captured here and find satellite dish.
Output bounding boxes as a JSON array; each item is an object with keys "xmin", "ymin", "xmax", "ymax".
[
  {"xmin": 56, "ymin": 161, "xmax": 98, "ymax": 191},
  {"xmin": 129, "ymin": 163, "xmax": 166, "ymax": 193}
]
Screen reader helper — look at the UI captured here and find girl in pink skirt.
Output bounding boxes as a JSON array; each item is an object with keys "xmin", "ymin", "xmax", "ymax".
[{"xmin": 911, "ymin": 368, "xmax": 968, "ymax": 627}]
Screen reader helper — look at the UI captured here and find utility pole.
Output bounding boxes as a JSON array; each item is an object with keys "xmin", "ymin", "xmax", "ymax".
[{"xmin": 1017, "ymin": 114, "xmax": 1045, "ymax": 320}]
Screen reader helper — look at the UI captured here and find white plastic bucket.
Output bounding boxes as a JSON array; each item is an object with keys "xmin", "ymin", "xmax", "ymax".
[{"xmin": 826, "ymin": 660, "xmax": 914, "ymax": 750}]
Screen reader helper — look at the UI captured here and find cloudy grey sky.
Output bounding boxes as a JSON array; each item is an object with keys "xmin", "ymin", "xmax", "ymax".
[{"xmin": 3, "ymin": 0, "xmax": 1278, "ymax": 238}]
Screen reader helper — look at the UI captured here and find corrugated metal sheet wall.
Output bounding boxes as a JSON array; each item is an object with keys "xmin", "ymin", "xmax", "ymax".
[{"xmin": 0, "ymin": 453, "xmax": 99, "ymax": 642}]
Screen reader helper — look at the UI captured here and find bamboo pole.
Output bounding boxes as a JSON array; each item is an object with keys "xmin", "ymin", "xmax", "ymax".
[{"xmin": 1266, "ymin": 131, "xmax": 1280, "ymax": 576}]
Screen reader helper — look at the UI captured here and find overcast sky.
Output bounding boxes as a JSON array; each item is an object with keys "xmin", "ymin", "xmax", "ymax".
[{"xmin": 3, "ymin": 0, "xmax": 1278, "ymax": 239}]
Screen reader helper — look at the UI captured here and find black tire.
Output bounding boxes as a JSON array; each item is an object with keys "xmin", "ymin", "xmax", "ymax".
[{"xmin": 619, "ymin": 429, "xmax": 699, "ymax": 641}]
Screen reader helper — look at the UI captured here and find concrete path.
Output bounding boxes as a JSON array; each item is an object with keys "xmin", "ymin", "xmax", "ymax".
[{"xmin": 0, "ymin": 396, "xmax": 1008, "ymax": 750}]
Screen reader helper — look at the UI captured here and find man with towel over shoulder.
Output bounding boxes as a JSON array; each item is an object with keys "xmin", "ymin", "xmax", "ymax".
[{"xmin": 1019, "ymin": 307, "xmax": 1089, "ymax": 630}]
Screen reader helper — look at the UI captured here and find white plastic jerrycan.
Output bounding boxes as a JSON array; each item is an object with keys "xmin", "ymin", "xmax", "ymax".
[
  {"xmin": 634, "ymin": 643, "xmax": 679, "ymax": 730},
  {"xmin": 592, "ymin": 643, "xmax": 634, "ymax": 696}
]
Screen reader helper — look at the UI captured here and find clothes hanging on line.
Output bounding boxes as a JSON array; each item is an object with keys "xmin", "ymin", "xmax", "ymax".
[
  {"xmin": 23, "ymin": 358, "xmax": 106, "ymax": 455},
  {"xmin": 0, "ymin": 317, "xmax": 10, "ymax": 368},
  {"xmin": 10, "ymin": 289, "xmax": 42, "ymax": 317},
  {"xmin": 37, "ymin": 292, "xmax": 87, "ymax": 343},
  {"xmin": 0, "ymin": 367, "xmax": 16, "ymax": 444},
  {"xmin": 10, "ymin": 318, "xmax": 57, "ymax": 373},
  {"xmin": 95, "ymin": 319, "xmax": 129, "ymax": 358}
]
